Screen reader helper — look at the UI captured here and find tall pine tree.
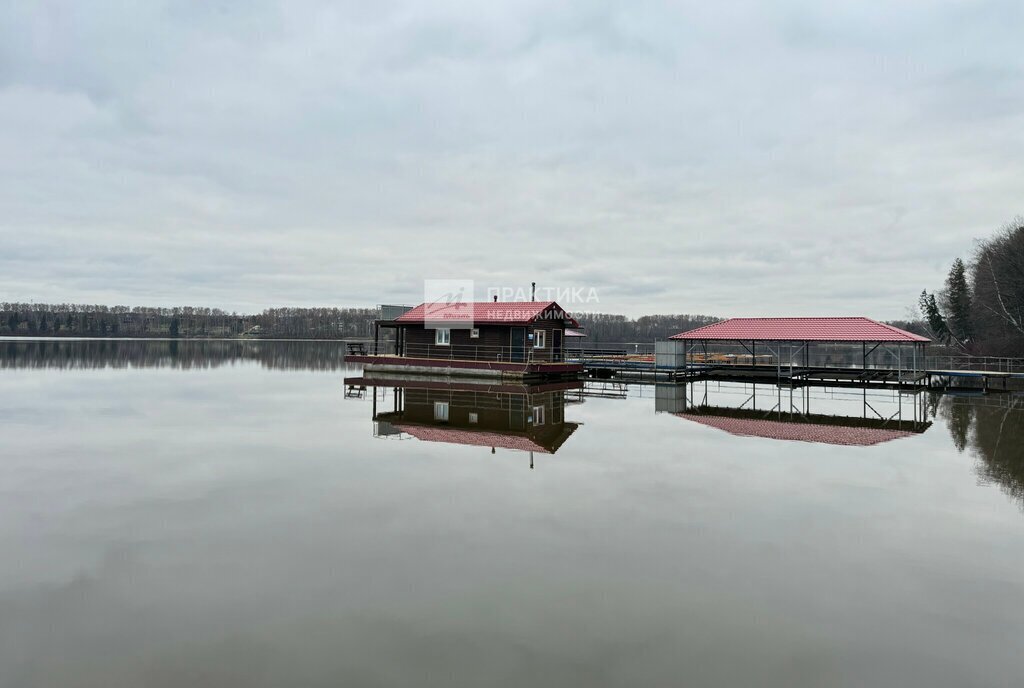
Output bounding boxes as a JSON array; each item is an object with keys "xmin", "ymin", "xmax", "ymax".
[{"xmin": 942, "ymin": 258, "xmax": 973, "ymax": 349}]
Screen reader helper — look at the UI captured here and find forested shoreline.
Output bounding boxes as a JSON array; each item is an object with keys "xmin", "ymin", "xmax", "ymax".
[
  {"xmin": 0, "ymin": 304, "xmax": 378, "ymax": 340},
  {"xmin": 919, "ymin": 217, "xmax": 1024, "ymax": 356},
  {"xmin": 0, "ymin": 304, "xmax": 725, "ymax": 343}
]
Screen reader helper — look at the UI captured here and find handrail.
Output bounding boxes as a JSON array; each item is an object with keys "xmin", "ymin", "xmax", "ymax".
[
  {"xmin": 357, "ymin": 340, "xmax": 1024, "ymax": 373},
  {"xmin": 356, "ymin": 341, "xmax": 569, "ymax": 363}
]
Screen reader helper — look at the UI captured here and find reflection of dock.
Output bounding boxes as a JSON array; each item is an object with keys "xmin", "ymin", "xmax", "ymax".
[
  {"xmin": 345, "ymin": 376, "xmax": 582, "ymax": 462},
  {"xmin": 657, "ymin": 380, "xmax": 931, "ymax": 446}
]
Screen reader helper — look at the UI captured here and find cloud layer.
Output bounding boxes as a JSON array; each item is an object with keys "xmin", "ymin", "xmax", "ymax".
[{"xmin": 1, "ymin": 1, "xmax": 1021, "ymax": 317}]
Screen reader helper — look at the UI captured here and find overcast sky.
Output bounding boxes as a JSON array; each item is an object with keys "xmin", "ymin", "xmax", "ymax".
[{"xmin": 1, "ymin": 1, "xmax": 1021, "ymax": 318}]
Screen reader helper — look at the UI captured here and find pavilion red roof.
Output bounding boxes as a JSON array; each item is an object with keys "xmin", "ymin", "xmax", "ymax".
[
  {"xmin": 669, "ymin": 317, "xmax": 929, "ymax": 342},
  {"xmin": 396, "ymin": 301, "xmax": 580, "ymax": 328},
  {"xmin": 676, "ymin": 414, "xmax": 916, "ymax": 446}
]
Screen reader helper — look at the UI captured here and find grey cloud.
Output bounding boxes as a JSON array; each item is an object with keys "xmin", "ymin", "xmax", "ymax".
[{"xmin": 0, "ymin": 1, "xmax": 1021, "ymax": 317}]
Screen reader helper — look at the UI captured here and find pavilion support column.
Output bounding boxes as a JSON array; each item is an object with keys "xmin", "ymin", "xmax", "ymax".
[
  {"xmin": 374, "ymin": 323, "xmax": 380, "ymax": 355},
  {"xmin": 915, "ymin": 342, "xmax": 920, "ymax": 381},
  {"xmin": 898, "ymin": 345, "xmax": 904, "ymax": 421},
  {"xmin": 776, "ymin": 342, "xmax": 782, "ymax": 382}
]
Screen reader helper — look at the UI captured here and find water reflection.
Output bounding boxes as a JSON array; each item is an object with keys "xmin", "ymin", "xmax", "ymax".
[
  {"xmin": 936, "ymin": 392, "xmax": 1024, "ymax": 505},
  {"xmin": 4, "ymin": 342, "xmax": 1024, "ymax": 686},
  {"xmin": 656, "ymin": 380, "xmax": 931, "ymax": 446},
  {"xmin": 0, "ymin": 338, "xmax": 349, "ymax": 371},
  {"xmin": 346, "ymin": 376, "xmax": 582, "ymax": 465}
]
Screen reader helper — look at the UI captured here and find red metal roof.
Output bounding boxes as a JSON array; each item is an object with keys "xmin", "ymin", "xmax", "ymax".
[
  {"xmin": 391, "ymin": 424, "xmax": 554, "ymax": 453},
  {"xmin": 676, "ymin": 414, "xmax": 916, "ymax": 446},
  {"xmin": 396, "ymin": 301, "xmax": 580, "ymax": 328},
  {"xmin": 669, "ymin": 317, "xmax": 929, "ymax": 342}
]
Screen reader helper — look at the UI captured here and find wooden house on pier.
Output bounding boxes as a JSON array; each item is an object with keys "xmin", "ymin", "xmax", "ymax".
[{"xmin": 347, "ymin": 301, "xmax": 583, "ymax": 380}]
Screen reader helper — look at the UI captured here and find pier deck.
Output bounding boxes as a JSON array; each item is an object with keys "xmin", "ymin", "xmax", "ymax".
[
  {"xmin": 346, "ymin": 353, "xmax": 582, "ymax": 381},
  {"xmin": 570, "ymin": 355, "xmax": 1021, "ymax": 391}
]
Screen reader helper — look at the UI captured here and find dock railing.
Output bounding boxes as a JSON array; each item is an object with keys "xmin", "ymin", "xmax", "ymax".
[
  {"xmin": 357, "ymin": 340, "xmax": 1024, "ymax": 376},
  {"xmin": 359, "ymin": 341, "xmax": 576, "ymax": 364},
  {"xmin": 924, "ymin": 355, "xmax": 1024, "ymax": 374}
]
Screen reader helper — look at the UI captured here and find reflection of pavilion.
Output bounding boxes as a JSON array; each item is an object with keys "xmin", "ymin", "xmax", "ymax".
[
  {"xmin": 658, "ymin": 379, "xmax": 931, "ymax": 446},
  {"xmin": 345, "ymin": 376, "xmax": 582, "ymax": 465}
]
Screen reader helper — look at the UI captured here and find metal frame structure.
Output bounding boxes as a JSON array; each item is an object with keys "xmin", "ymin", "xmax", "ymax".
[{"xmin": 676, "ymin": 339, "xmax": 929, "ymax": 388}]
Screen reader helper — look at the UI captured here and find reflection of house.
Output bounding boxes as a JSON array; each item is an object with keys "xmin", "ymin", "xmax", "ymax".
[
  {"xmin": 347, "ymin": 376, "xmax": 581, "ymax": 459},
  {"xmin": 347, "ymin": 302, "xmax": 583, "ymax": 380}
]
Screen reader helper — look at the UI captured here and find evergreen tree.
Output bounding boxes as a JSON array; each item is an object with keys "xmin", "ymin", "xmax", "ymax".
[
  {"xmin": 942, "ymin": 258, "xmax": 973, "ymax": 348},
  {"xmin": 919, "ymin": 290, "xmax": 949, "ymax": 343}
]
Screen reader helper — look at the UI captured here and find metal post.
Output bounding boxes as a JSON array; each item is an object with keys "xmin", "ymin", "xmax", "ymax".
[{"xmin": 913, "ymin": 342, "xmax": 917, "ymax": 385}]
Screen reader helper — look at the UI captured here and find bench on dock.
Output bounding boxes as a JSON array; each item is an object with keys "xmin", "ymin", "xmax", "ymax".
[{"xmin": 346, "ymin": 342, "xmax": 368, "ymax": 356}]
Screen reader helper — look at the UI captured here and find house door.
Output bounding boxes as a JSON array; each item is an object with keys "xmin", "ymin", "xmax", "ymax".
[
  {"xmin": 552, "ymin": 329, "xmax": 563, "ymax": 362},
  {"xmin": 510, "ymin": 327, "xmax": 526, "ymax": 362}
]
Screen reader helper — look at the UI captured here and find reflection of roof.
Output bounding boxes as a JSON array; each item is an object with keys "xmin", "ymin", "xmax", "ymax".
[
  {"xmin": 396, "ymin": 301, "xmax": 580, "ymax": 327},
  {"xmin": 676, "ymin": 413, "xmax": 916, "ymax": 446},
  {"xmin": 391, "ymin": 424, "xmax": 557, "ymax": 453},
  {"xmin": 669, "ymin": 317, "xmax": 929, "ymax": 342}
]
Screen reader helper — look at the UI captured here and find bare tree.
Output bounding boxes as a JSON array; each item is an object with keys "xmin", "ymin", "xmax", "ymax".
[{"xmin": 971, "ymin": 216, "xmax": 1024, "ymax": 354}]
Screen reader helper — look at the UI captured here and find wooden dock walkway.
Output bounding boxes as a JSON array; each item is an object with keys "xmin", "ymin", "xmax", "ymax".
[{"xmin": 570, "ymin": 352, "xmax": 1024, "ymax": 391}]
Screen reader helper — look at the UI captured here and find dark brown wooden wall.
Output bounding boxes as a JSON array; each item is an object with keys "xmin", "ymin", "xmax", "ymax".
[{"xmin": 399, "ymin": 319, "xmax": 567, "ymax": 362}]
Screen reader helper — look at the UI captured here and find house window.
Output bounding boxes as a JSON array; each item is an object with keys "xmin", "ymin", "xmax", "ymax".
[
  {"xmin": 532, "ymin": 405, "xmax": 545, "ymax": 425},
  {"xmin": 435, "ymin": 328, "xmax": 450, "ymax": 345},
  {"xmin": 468, "ymin": 412, "xmax": 478, "ymax": 424},
  {"xmin": 434, "ymin": 401, "xmax": 449, "ymax": 421},
  {"xmin": 533, "ymin": 329, "xmax": 546, "ymax": 349},
  {"xmin": 470, "ymin": 328, "xmax": 480, "ymax": 339}
]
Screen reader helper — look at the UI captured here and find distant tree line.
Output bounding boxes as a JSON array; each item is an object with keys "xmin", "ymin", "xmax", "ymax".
[
  {"xmin": 1, "ymin": 302, "xmax": 931, "ymax": 346},
  {"xmin": 573, "ymin": 313, "xmax": 721, "ymax": 343},
  {"xmin": 0, "ymin": 303, "xmax": 378, "ymax": 340},
  {"xmin": 918, "ymin": 217, "xmax": 1024, "ymax": 356}
]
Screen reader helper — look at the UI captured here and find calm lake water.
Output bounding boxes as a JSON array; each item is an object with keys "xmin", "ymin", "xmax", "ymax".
[{"xmin": 2, "ymin": 339, "xmax": 1023, "ymax": 687}]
